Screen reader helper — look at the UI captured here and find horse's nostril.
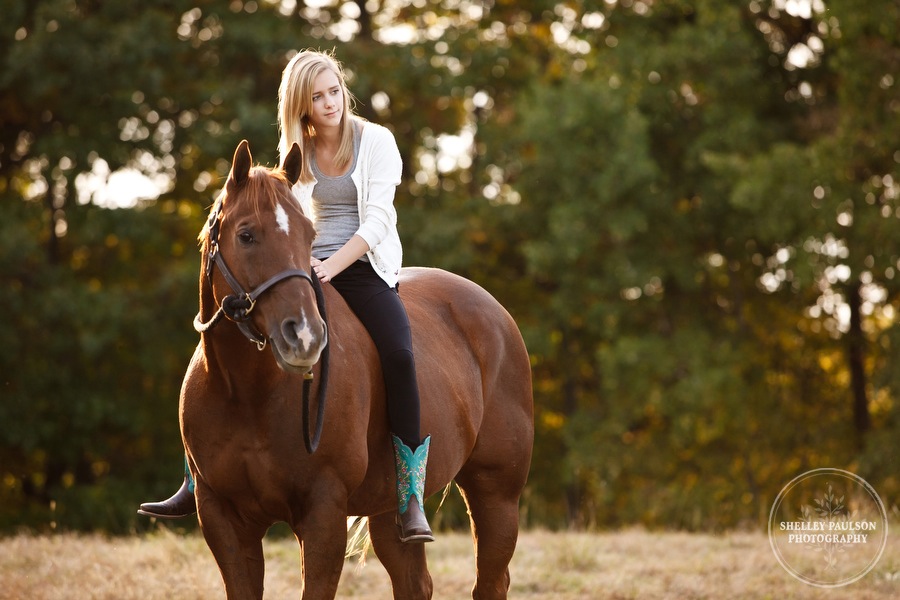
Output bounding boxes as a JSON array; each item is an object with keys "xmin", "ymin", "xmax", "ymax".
[
  {"xmin": 281, "ymin": 318, "xmax": 299, "ymax": 341},
  {"xmin": 282, "ymin": 317, "xmax": 316, "ymax": 351}
]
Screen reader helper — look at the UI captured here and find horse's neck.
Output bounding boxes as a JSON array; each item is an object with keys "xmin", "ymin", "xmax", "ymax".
[{"xmin": 198, "ymin": 276, "xmax": 281, "ymax": 400}]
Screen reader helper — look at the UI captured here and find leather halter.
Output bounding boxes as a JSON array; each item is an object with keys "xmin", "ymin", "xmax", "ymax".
[
  {"xmin": 196, "ymin": 198, "xmax": 316, "ymax": 349},
  {"xmin": 193, "ymin": 197, "xmax": 329, "ymax": 453}
]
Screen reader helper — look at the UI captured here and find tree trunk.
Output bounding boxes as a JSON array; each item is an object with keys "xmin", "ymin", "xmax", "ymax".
[
  {"xmin": 354, "ymin": 0, "xmax": 373, "ymax": 40},
  {"xmin": 845, "ymin": 281, "xmax": 870, "ymax": 447},
  {"xmin": 45, "ymin": 188, "xmax": 60, "ymax": 265},
  {"xmin": 562, "ymin": 328, "xmax": 582, "ymax": 528}
]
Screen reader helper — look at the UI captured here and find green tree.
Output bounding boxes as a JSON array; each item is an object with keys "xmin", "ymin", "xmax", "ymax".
[
  {"xmin": 476, "ymin": 0, "xmax": 899, "ymax": 527},
  {"xmin": 2, "ymin": 0, "xmax": 897, "ymax": 533},
  {"xmin": 0, "ymin": 0, "xmax": 321, "ymax": 531}
]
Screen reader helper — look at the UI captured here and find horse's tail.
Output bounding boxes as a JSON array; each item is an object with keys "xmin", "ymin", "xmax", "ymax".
[
  {"xmin": 345, "ymin": 516, "xmax": 371, "ymax": 566},
  {"xmin": 344, "ymin": 482, "xmax": 458, "ymax": 565}
]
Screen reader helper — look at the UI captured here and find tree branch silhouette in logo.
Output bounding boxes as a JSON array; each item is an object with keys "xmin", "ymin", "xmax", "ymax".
[{"xmin": 800, "ymin": 482, "xmax": 852, "ymax": 571}]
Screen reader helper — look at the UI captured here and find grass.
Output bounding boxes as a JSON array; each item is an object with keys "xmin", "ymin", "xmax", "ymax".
[{"xmin": 0, "ymin": 528, "xmax": 898, "ymax": 599}]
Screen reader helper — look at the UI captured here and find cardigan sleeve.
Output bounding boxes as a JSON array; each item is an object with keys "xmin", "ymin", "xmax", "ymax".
[{"xmin": 355, "ymin": 124, "xmax": 402, "ymax": 250}]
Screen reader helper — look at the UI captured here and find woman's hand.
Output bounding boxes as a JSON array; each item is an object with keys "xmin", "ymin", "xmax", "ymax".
[
  {"xmin": 311, "ymin": 236, "xmax": 370, "ymax": 284},
  {"xmin": 311, "ymin": 257, "xmax": 332, "ymax": 284}
]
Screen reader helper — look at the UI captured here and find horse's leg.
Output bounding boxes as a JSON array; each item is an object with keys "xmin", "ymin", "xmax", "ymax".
[
  {"xmin": 196, "ymin": 491, "xmax": 267, "ymax": 600},
  {"xmin": 368, "ymin": 511, "xmax": 433, "ymax": 599},
  {"xmin": 294, "ymin": 489, "xmax": 352, "ymax": 600},
  {"xmin": 454, "ymin": 466, "xmax": 524, "ymax": 600}
]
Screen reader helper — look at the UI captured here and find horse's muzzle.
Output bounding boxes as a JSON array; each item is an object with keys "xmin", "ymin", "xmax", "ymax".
[{"xmin": 270, "ymin": 314, "xmax": 328, "ymax": 372}]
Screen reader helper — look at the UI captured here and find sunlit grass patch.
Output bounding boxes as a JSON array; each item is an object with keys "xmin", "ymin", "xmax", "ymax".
[{"xmin": 0, "ymin": 528, "xmax": 897, "ymax": 599}]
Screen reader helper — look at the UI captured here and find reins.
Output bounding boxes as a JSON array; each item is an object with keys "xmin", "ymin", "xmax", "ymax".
[{"xmin": 193, "ymin": 198, "xmax": 330, "ymax": 454}]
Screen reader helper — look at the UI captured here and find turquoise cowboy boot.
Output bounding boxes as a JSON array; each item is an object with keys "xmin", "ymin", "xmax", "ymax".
[
  {"xmin": 137, "ymin": 456, "xmax": 197, "ymax": 519},
  {"xmin": 391, "ymin": 434, "xmax": 434, "ymax": 543}
]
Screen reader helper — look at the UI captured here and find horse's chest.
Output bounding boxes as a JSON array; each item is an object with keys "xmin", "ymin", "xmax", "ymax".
[
  {"xmin": 185, "ymin": 407, "xmax": 294, "ymax": 498},
  {"xmin": 200, "ymin": 440, "xmax": 300, "ymax": 511}
]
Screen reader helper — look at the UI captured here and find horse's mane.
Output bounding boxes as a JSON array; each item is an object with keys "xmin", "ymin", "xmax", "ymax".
[{"xmin": 198, "ymin": 165, "xmax": 306, "ymax": 251}]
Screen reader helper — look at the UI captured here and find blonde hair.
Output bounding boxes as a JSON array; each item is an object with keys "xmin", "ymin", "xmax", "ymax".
[{"xmin": 277, "ymin": 49, "xmax": 358, "ymax": 184}]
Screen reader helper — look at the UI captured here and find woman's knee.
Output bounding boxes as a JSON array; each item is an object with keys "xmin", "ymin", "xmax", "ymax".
[{"xmin": 383, "ymin": 348, "xmax": 416, "ymax": 377}]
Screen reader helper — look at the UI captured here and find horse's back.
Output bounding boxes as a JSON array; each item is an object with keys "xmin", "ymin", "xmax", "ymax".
[
  {"xmin": 400, "ymin": 267, "xmax": 526, "ymax": 352},
  {"xmin": 400, "ymin": 267, "xmax": 531, "ymax": 400},
  {"xmin": 400, "ymin": 267, "xmax": 534, "ymax": 488}
]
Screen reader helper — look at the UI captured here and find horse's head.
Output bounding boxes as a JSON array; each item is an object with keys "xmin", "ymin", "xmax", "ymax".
[{"xmin": 200, "ymin": 140, "xmax": 327, "ymax": 372}]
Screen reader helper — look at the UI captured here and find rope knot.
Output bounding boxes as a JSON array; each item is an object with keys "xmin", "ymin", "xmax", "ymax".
[{"xmin": 222, "ymin": 294, "xmax": 255, "ymax": 322}]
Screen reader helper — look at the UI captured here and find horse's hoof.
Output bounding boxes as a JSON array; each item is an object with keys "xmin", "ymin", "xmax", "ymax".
[{"xmin": 397, "ymin": 501, "xmax": 435, "ymax": 543}]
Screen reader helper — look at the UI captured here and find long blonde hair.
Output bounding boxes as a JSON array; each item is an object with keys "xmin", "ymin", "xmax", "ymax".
[{"xmin": 277, "ymin": 49, "xmax": 358, "ymax": 184}]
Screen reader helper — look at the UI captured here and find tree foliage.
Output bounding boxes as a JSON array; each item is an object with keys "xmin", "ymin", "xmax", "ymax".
[{"xmin": 1, "ymin": 0, "xmax": 898, "ymax": 532}]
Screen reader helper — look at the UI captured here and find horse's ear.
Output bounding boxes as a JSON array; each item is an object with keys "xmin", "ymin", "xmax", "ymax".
[
  {"xmin": 282, "ymin": 143, "xmax": 302, "ymax": 186},
  {"xmin": 228, "ymin": 140, "xmax": 252, "ymax": 189}
]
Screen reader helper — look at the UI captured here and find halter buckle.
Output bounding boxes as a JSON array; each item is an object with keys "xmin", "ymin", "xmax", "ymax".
[{"xmin": 242, "ymin": 293, "xmax": 256, "ymax": 316}]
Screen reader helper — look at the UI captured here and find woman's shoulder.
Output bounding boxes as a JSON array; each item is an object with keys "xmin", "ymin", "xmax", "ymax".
[{"xmin": 357, "ymin": 119, "xmax": 397, "ymax": 145}]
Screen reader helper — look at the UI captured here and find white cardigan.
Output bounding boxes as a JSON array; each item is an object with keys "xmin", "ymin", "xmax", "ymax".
[{"xmin": 291, "ymin": 121, "xmax": 404, "ymax": 287}]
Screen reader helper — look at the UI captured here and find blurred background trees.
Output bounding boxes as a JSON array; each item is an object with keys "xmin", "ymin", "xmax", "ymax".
[{"xmin": 1, "ymin": 0, "xmax": 897, "ymax": 532}]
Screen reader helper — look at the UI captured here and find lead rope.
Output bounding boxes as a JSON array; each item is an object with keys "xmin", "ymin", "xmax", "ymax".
[
  {"xmin": 194, "ymin": 266, "xmax": 329, "ymax": 453},
  {"xmin": 194, "ymin": 306, "xmax": 225, "ymax": 333},
  {"xmin": 303, "ymin": 272, "xmax": 329, "ymax": 453}
]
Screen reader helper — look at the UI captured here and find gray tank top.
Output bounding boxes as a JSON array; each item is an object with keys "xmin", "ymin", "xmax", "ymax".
[{"xmin": 311, "ymin": 121, "xmax": 366, "ymax": 262}]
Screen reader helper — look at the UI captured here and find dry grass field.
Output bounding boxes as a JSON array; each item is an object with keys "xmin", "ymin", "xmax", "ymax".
[{"xmin": 1, "ymin": 527, "xmax": 898, "ymax": 599}]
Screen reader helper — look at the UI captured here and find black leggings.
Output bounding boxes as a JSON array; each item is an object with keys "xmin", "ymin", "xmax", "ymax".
[{"xmin": 328, "ymin": 261, "xmax": 421, "ymax": 448}]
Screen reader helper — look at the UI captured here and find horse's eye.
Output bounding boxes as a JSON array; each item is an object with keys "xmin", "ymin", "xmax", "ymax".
[{"xmin": 237, "ymin": 230, "xmax": 255, "ymax": 245}]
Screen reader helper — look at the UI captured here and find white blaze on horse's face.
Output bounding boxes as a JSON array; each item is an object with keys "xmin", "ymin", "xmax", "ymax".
[
  {"xmin": 291, "ymin": 320, "xmax": 317, "ymax": 357},
  {"xmin": 274, "ymin": 203, "xmax": 290, "ymax": 235},
  {"xmin": 263, "ymin": 198, "xmax": 326, "ymax": 370}
]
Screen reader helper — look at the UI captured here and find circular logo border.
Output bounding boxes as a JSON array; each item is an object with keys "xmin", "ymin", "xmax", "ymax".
[{"xmin": 768, "ymin": 468, "xmax": 888, "ymax": 588}]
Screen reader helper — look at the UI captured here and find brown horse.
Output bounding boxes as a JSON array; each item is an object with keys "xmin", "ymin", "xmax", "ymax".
[{"xmin": 180, "ymin": 140, "xmax": 533, "ymax": 599}]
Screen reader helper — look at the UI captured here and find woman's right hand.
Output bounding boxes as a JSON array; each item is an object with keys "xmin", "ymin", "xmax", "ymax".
[{"xmin": 311, "ymin": 257, "xmax": 331, "ymax": 284}]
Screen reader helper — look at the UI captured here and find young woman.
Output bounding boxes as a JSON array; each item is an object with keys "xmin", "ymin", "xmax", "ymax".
[{"xmin": 138, "ymin": 50, "xmax": 433, "ymax": 544}]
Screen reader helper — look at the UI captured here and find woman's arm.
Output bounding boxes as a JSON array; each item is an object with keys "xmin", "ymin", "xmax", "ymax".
[
  {"xmin": 312, "ymin": 234, "xmax": 369, "ymax": 283},
  {"xmin": 354, "ymin": 125, "xmax": 402, "ymax": 251},
  {"xmin": 313, "ymin": 124, "xmax": 402, "ymax": 284}
]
